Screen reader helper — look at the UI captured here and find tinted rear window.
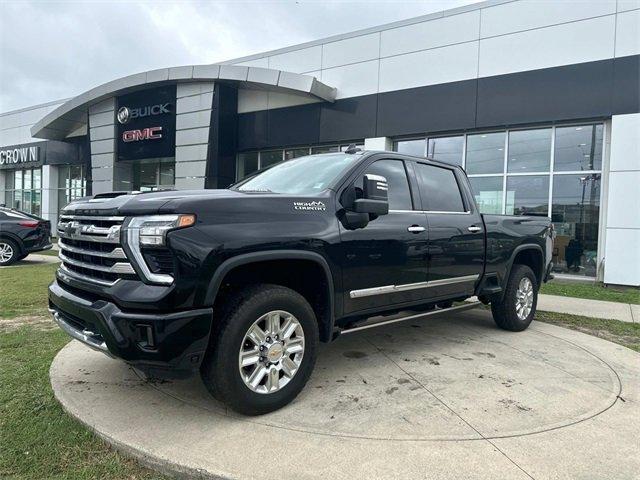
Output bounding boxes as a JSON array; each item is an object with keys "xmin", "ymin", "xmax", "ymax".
[{"xmin": 415, "ymin": 164, "xmax": 465, "ymax": 212}]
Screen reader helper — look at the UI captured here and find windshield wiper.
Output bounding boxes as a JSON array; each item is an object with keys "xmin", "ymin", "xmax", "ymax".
[{"xmin": 238, "ymin": 188, "xmax": 275, "ymax": 193}]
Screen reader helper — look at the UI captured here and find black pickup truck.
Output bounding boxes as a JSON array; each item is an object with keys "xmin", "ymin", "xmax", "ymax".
[{"xmin": 49, "ymin": 149, "xmax": 553, "ymax": 414}]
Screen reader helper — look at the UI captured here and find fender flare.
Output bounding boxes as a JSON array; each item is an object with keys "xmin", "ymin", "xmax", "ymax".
[
  {"xmin": 204, "ymin": 250, "xmax": 336, "ymax": 342},
  {"xmin": 501, "ymin": 243, "xmax": 545, "ymax": 298}
]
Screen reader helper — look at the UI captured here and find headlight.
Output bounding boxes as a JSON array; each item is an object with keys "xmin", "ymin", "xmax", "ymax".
[
  {"xmin": 124, "ymin": 214, "xmax": 196, "ymax": 284},
  {"xmin": 129, "ymin": 214, "xmax": 196, "ymax": 247}
]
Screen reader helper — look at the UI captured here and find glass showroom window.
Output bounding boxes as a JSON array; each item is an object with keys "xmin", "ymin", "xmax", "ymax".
[
  {"xmin": 237, "ymin": 152, "xmax": 259, "ymax": 179},
  {"xmin": 505, "ymin": 175, "xmax": 550, "ymax": 216},
  {"xmin": 57, "ymin": 165, "xmax": 86, "ymax": 211},
  {"xmin": 465, "ymin": 132, "xmax": 505, "ymax": 175},
  {"xmin": 394, "ymin": 138, "xmax": 425, "ymax": 157},
  {"xmin": 551, "ymin": 173, "xmax": 601, "ymax": 277},
  {"xmin": 469, "ymin": 176, "xmax": 503, "ymax": 214},
  {"xmin": 554, "ymin": 124, "xmax": 603, "ymax": 172},
  {"xmin": 4, "ymin": 167, "xmax": 41, "ymax": 216},
  {"xmin": 507, "ymin": 128, "xmax": 551, "ymax": 173},
  {"xmin": 394, "ymin": 136, "xmax": 464, "ymax": 165},
  {"xmin": 236, "ymin": 143, "xmax": 364, "ymax": 180},
  {"xmin": 427, "ymin": 135, "xmax": 464, "ymax": 166}
]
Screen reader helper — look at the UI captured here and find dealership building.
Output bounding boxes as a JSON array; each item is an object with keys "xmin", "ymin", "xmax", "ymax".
[{"xmin": 0, "ymin": 0, "xmax": 638, "ymax": 286}]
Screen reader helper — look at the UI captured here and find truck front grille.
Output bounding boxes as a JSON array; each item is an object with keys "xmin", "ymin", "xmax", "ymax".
[{"xmin": 57, "ymin": 215, "xmax": 137, "ymax": 286}]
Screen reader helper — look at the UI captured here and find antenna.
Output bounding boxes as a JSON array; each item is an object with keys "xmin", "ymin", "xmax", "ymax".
[{"xmin": 344, "ymin": 143, "xmax": 362, "ymax": 154}]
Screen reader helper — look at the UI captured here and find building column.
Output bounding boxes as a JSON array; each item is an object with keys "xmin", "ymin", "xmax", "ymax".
[
  {"xmin": 88, "ymin": 98, "xmax": 116, "ymax": 194},
  {"xmin": 174, "ymin": 82, "xmax": 214, "ymax": 189},
  {"xmin": 364, "ymin": 137, "xmax": 393, "ymax": 151},
  {"xmin": 41, "ymin": 164, "xmax": 59, "ymax": 226},
  {"xmin": 603, "ymin": 113, "xmax": 640, "ymax": 286}
]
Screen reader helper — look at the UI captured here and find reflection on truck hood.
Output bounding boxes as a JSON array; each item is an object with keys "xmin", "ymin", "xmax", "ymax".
[{"xmin": 61, "ymin": 189, "xmax": 250, "ymax": 216}]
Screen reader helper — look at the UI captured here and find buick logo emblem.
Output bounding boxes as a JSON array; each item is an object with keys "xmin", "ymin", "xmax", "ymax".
[{"xmin": 117, "ymin": 106, "xmax": 131, "ymax": 124}]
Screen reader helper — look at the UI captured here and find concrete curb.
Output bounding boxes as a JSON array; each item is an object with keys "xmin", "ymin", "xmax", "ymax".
[{"xmin": 538, "ymin": 294, "xmax": 637, "ymax": 323}]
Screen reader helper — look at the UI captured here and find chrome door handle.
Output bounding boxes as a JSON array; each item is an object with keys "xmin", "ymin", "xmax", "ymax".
[
  {"xmin": 407, "ymin": 225, "xmax": 426, "ymax": 233},
  {"xmin": 467, "ymin": 225, "xmax": 482, "ymax": 233}
]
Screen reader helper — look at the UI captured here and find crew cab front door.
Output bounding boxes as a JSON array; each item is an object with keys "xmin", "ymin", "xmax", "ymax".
[
  {"xmin": 339, "ymin": 158, "xmax": 429, "ymax": 316},
  {"xmin": 413, "ymin": 162, "xmax": 484, "ymax": 299}
]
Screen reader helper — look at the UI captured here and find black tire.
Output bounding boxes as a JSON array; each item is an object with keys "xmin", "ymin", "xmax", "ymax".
[
  {"xmin": 201, "ymin": 284, "xmax": 319, "ymax": 415},
  {"xmin": 491, "ymin": 264, "xmax": 538, "ymax": 332},
  {"xmin": 0, "ymin": 239, "xmax": 20, "ymax": 266}
]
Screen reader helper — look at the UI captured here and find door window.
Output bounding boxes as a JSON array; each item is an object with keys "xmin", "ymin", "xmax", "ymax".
[
  {"xmin": 415, "ymin": 163, "xmax": 465, "ymax": 212},
  {"xmin": 364, "ymin": 159, "xmax": 413, "ymax": 211}
]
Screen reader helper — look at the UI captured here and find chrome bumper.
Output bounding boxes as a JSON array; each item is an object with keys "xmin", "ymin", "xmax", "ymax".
[{"xmin": 48, "ymin": 307, "xmax": 113, "ymax": 357}]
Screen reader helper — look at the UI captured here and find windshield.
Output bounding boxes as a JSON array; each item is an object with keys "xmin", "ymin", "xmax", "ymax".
[{"xmin": 236, "ymin": 154, "xmax": 360, "ymax": 195}]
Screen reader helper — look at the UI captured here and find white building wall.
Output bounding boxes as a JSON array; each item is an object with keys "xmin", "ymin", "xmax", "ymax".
[
  {"xmin": 229, "ymin": 0, "xmax": 639, "ymax": 113},
  {"xmin": 0, "ymin": 100, "xmax": 68, "ymax": 224},
  {"xmin": 604, "ymin": 113, "xmax": 640, "ymax": 286},
  {"xmin": 0, "ymin": 100, "xmax": 67, "ymax": 146}
]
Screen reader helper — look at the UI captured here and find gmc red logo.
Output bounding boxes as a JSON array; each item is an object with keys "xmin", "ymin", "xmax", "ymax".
[{"xmin": 122, "ymin": 126, "xmax": 163, "ymax": 142}]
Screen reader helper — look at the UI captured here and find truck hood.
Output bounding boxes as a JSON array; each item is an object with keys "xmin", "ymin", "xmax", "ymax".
[
  {"xmin": 60, "ymin": 189, "xmax": 332, "ymax": 219},
  {"xmin": 61, "ymin": 189, "xmax": 246, "ymax": 216}
]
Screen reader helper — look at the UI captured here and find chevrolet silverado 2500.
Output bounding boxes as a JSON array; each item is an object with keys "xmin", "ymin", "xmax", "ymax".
[{"xmin": 49, "ymin": 149, "xmax": 554, "ymax": 414}]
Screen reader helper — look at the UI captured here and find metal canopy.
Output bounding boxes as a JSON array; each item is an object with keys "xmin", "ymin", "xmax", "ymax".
[{"xmin": 31, "ymin": 64, "xmax": 337, "ymax": 140}]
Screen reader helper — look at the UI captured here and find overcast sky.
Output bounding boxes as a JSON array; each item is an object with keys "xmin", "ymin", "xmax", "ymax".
[{"xmin": 0, "ymin": 0, "xmax": 481, "ymax": 113}]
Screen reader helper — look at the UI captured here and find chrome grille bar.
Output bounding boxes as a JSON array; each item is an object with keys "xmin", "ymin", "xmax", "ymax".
[
  {"xmin": 59, "ymin": 252, "xmax": 135, "ymax": 274},
  {"xmin": 58, "ymin": 239, "xmax": 126, "ymax": 259},
  {"xmin": 57, "ymin": 222, "xmax": 121, "ymax": 244},
  {"xmin": 58, "ymin": 264, "xmax": 119, "ymax": 287},
  {"xmin": 59, "ymin": 215, "xmax": 125, "ymax": 221}
]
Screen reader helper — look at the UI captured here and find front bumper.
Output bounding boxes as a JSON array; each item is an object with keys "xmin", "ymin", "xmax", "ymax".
[{"xmin": 48, "ymin": 280, "xmax": 213, "ymax": 378}]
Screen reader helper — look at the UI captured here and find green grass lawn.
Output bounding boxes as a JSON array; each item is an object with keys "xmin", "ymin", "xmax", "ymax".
[
  {"xmin": 0, "ymin": 326, "xmax": 165, "ymax": 479},
  {"xmin": 0, "ymin": 263, "xmax": 166, "ymax": 479},
  {"xmin": 536, "ymin": 311, "xmax": 640, "ymax": 352},
  {"xmin": 0, "ymin": 263, "xmax": 58, "ymax": 319},
  {"xmin": 541, "ymin": 281, "xmax": 640, "ymax": 305}
]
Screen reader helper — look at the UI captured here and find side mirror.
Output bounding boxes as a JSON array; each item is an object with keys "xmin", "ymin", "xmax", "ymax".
[{"xmin": 353, "ymin": 174, "xmax": 389, "ymax": 216}]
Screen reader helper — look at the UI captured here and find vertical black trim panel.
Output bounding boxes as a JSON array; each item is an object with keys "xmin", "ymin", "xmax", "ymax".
[
  {"xmin": 319, "ymin": 95, "xmax": 377, "ymax": 142},
  {"xmin": 612, "ymin": 55, "xmax": 640, "ymax": 115},
  {"xmin": 376, "ymin": 80, "xmax": 477, "ymax": 137},
  {"xmin": 206, "ymin": 84, "xmax": 238, "ymax": 189},
  {"xmin": 238, "ymin": 110, "xmax": 268, "ymax": 151},
  {"xmin": 267, "ymin": 103, "xmax": 321, "ymax": 147},
  {"xmin": 477, "ymin": 60, "xmax": 614, "ymax": 127}
]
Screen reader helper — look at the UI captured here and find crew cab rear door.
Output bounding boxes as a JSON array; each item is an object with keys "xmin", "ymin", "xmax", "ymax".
[
  {"xmin": 339, "ymin": 157, "xmax": 429, "ymax": 315},
  {"xmin": 412, "ymin": 161, "xmax": 484, "ymax": 298}
]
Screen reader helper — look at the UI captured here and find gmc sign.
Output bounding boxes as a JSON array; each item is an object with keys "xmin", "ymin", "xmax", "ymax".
[{"xmin": 122, "ymin": 126, "xmax": 163, "ymax": 142}]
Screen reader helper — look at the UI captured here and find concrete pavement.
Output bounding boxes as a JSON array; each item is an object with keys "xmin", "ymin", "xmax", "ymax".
[
  {"xmin": 538, "ymin": 294, "xmax": 639, "ymax": 323},
  {"xmin": 50, "ymin": 308, "xmax": 640, "ymax": 480}
]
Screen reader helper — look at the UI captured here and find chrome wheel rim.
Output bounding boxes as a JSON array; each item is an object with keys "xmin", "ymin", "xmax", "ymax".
[
  {"xmin": 0, "ymin": 243, "xmax": 14, "ymax": 264},
  {"xmin": 515, "ymin": 277, "xmax": 534, "ymax": 321},
  {"xmin": 238, "ymin": 310, "xmax": 305, "ymax": 394}
]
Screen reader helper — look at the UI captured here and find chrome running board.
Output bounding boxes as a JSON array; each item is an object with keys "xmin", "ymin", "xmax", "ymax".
[{"xmin": 340, "ymin": 301, "xmax": 482, "ymax": 335}]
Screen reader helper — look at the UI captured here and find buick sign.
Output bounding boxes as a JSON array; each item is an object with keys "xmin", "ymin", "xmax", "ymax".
[
  {"xmin": 117, "ymin": 103, "xmax": 171, "ymax": 124},
  {"xmin": 116, "ymin": 106, "xmax": 131, "ymax": 124}
]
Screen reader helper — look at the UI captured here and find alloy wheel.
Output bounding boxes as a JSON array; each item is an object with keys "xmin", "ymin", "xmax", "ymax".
[
  {"xmin": 515, "ymin": 277, "xmax": 534, "ymax": 320},
  {"xmin": 238, "ymin": 310, "xmax": 305, "ymax": 394},
  {"xmin": 0, "ymin": 242, "xmax": 14, "ymax": 264}
]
